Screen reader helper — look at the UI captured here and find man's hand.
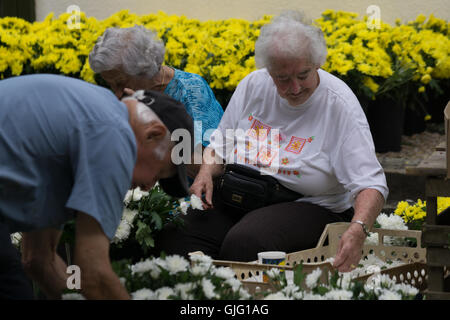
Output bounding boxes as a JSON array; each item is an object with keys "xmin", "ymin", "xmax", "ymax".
[{"xmin": 21, "ymin": 229, "xmax": 68, "ymax": 299}]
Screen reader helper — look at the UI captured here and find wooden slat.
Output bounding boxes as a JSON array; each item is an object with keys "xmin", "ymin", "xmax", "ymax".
[
  {"xmin": 426, "ymin": 247, "xmax": 450, "ymax": 266},
  {"xmin": 435, "ymin": 141, "xmax": 446, "ymax": 151},
  {"xmin": 422, "ymin": 224, "xmax": 450, "ymax": 247},
  {"xmin": 405, "ymin": 151, "xmax": 447, "ymax": 176},
  {"xmin": 426, "ymin": 178, "xmax": 450, "ymax": 197}
]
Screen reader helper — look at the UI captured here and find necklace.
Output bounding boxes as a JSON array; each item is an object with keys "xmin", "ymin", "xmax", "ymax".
[{"xmin": 160, "ymin": 66, "xmax": 166, "ymax": 91}]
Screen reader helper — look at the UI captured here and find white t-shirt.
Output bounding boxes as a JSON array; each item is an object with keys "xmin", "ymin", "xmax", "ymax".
[{"xmin": 209, "ymin": 68, "xmax": 389, "ymax": 213}]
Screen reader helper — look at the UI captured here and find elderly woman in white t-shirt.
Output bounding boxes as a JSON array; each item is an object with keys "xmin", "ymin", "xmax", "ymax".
[{"xmin": 156, "ymin": 11, "xmax": 388, "ymax": 272}]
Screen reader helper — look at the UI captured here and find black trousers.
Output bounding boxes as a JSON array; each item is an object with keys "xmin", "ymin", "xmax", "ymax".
[
  {"xmin": 156, "ymin": 196, "xmax": 354, "ymax": 262},
  {"xmin": 0, "ymin": 223, "xmax": 34, "ymax": 300}
]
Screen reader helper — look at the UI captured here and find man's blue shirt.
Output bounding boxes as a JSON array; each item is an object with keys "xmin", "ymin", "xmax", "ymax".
[{"xmin": 0, "ymin": 74, "xmax": 136, "ymax": 239}]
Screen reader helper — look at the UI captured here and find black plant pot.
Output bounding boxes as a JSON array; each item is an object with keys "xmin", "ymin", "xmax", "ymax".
[
  {"xmin": 367, "ymin": 98, "xmax": 404, "ymax": 153},
  {"xmin": 403, "ymin": 108, "xmax": 426, "ymax": 136}
]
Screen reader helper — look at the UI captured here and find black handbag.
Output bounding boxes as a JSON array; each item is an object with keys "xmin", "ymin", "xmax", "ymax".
[{"xmin": 215, "ymin": 164, "xmax": 303, "ymax": 213}]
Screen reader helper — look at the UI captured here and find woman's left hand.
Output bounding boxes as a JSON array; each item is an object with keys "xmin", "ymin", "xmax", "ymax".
[{"xmin": 332, "ymin": 223, "xmax": 366, "ymax": 272}]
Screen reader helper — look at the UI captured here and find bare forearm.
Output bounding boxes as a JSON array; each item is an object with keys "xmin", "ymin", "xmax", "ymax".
[
  {"xmin": 81, "ymin": 267, "xmax": 130, "ymax": 300},
  {"xmin": 352, "ymin": 188, "xmax": 385, "ymax": 229},
  {"xmin": 200, "ymin": 147, "xmax": 224, "ymax": 178}
]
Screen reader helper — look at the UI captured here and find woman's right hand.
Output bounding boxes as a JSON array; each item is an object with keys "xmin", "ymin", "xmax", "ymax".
[{"xmin": 189, "ymin": 170, "xmax": 215, "ymax": 210}]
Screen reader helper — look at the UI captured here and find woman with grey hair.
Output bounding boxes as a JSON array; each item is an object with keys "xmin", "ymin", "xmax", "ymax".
[
  {"xmin": 157, "ymin": 11, "xmax": 388, "ymax": 273},
  {"xmin": 89, "ymin": 25, "xmax": 223, "ymax": 155}
]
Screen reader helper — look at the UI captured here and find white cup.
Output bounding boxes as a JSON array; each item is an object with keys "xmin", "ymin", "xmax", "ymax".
[{"xmin": 257, "ymin": 251, "xmax": 286, "ymax": 282}]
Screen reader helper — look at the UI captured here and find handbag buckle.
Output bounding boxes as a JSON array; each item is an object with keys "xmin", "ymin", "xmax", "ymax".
[{"xmin": 231, "ymin": 193, "xmax": 243, "ymax": 203}]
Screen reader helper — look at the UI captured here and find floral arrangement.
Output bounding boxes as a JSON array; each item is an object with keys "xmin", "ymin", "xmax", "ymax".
[{"xmin": 0, "ymin": 10, "xmax": 448, "ymax": 115}]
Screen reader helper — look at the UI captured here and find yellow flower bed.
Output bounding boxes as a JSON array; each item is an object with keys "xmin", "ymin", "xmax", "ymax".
[
  {"xmin": 0, "ymin": 10, "xmax": 448, "ymax": 96},
  {"xmin": 394, "ymin": 197, "xmax": 450, "ymax": 227}
]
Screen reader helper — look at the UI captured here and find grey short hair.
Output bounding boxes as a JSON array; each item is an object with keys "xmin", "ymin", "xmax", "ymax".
[
  {"xmin": 255, "ymin": 10, "xmax": 327, "ymax": 69},
  {"xmin": 89, "ymin": 25, "xmax": 165, "ymax": 78}
]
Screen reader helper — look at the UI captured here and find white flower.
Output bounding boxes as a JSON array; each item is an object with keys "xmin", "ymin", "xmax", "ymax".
[
  {"xmin": 165, "ymin": 255, "xmax": 190, "ymax": 275},
  {"xmin": 10, "ymin": 232, "xmax": 22, "ymax": 247},
  {"xmin": 179, "ymin": 200, "xmax": 189, "ymax": 215},
  {"xmin": 174, "ymin": 283, "xmax": 195, "ymax": 300},
  {"xmin": 305, "ymin": 268, "xmax": 322, "ymax": 289},
  {"xmin": 111, "ymin": 208, "xmax": 139, "ymax": 244},
  {"xmin": 191, "ymin": 264, "xmax": 210, "ymax": 276},
  {"xmin": 201, "ymin": 278, "xmax": 217, "ymax": 299},
  {"xmin": 364, "ymin": 233, "xmax": 378, "ymax": 245},
  {"xmin": 238, "ymin": 287, "xmax": 252, "ymax": 300},
  {"xmin": 266, "ymin": 268, "xmax": 280, "ymax": 279},
  {"xmin": 61, "ymin": 293, "xmax": 85, "ymax": 300},
  {"xmin": 376, "ymin": 213, "xmax": 407, "ymax": 230},
  {"xmin": 131, "ymin": 258, "xmax": 160, "ymax": 278},
  {"xmin": 190, "ymin": 253, "xmax": 213, "ymax": 267},
  {"xmin": 155, "ymin": 287, "xmax": 175, "ymax": 300},
  {"xmin": 225, "ymin": 278, "xmax": 242, "ymax": 293},
  {"xmin": 392, "ymin": 283, "xmax": 419, "ymax": 297},
  {"xmin": 264, "ymin": 292, "xmax": 291, "ymax": 300},
  {"xmin": 190, "ymin": 194, "xmax": 204, "ymax": 210},
  {"xmin": 131, "ymin": 288, "xmax": 155, "ymax": 300},
  {"xmin": 365, "ymin": 265, "xmax": 381, "ymax": 275},
  {"xmin": 324, "ymin": 289, "xmax": 353, "ymax": 300},
  {"xmin": 214, "ymin": 267, "xmax": 236, "ymax": 280},
  {"xmin": 378, "ymin": 289, "xmax": 402, "ymax": 300},
  {"xmin": 282, "ymin": 284, "xmax": 302, "ymax": 299}
]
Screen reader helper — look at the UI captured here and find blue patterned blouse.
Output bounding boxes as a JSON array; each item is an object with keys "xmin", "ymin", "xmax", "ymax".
[{"xmin": 164, "ymin": 68, "xmax": 224, "ymax": 147}]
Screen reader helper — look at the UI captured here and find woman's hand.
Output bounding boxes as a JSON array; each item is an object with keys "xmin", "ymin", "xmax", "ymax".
[
  {"xmin": 189, "ymin": 169, "xmax": 215, "ymax": 210},
  {"xmin": 332, "ymin": 222, "xmax": 366, "ymax": 272}
]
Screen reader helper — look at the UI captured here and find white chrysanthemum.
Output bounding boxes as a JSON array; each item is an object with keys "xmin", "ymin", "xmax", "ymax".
[
  {"xmin": 225, "ymin": 278, "xmax": 242, "ymax": 293},
  {"xmin": 378, "ymin": 289, "xmax": 402, "ymax": 300},
  {"xmin": 179, "ymin": 200, "xmax": 189, "ymax": 215},
  {"xmin": 111, "ymin": 221, "xmax": 131, "ymax": 244},
  {"xmin": 376, "ymin": 213, "xmax": 407, "ymax": 230},
  {"xmin": 239, "ymin": 287, "xmax": 252, "ymax": 300},
  {"xmin": 132, "ymin": 187, "xmax": 150, "ymax": 202},
  {"xmin": 123, "ymin": 208, "xmax": 138, "ymax": 224},
  {"xmin": 214, "ymin": 267, "xmax": 236, "ymax": 280},
  {"xmin": 174, "ymin": 282, "xmax": 195, "ymax": 300},
  {"xmin": 190, "ymin": 254, "xmax": 213, "ymax": 267},
  {"xmin": 324, "ymin": 289, "xmax": 353, "ymax": 300},
  {"xmin": 266, "ymin": 268, "xmax": 281, "ymax": 279},
  {"xmin": 305, "ymin": 268, "xmax": 322, "ymax": 289},
  {"xmin": 365, "ymin": 265, "xmax": 381, "ymax": 275},
  {"xmin": 392, "ymin": 283, "xmax": 419, "ymax": 297},
  {"xmin": 131, "ymin": 288, "xmax": 155, "ymax": 300},
  {"xmin": 282, "ymin": 284, "xmax": 302, "ymax": 299},
  {"xmin": 131, "ymin": 259, "xmax": 160, "ymax": 277},
  {"xmin": 190, "ymin": 194, "xmax": 204, "ymax": 210},
  {"xmin": 364, "ymin": 233, "xmax": 378, "ymax": 245},
  {"xmin": 264, "ymin": 292, "xmax": 291, "ymax": 300},
  {"xmin": 61, "ymin": 293, "xmax": 86, "ymax": 300},
  {"xmin": 165, "ymin": 255, "xmax": 190, "ymax": 275},
  {"xmin": 155, "ymin": 287, "xmax": 175, "ymax": 300},
  {"xmin": 202, "ymin": 278, "xmax": 217, "ymax": 299},
  {"xmin": 10, "ymin": 232, "xmax": 22, "ymax": 247},
  {"xmin": 191, "ymin": 264, "xmax": 210, "ymax": 276},
  {"xmin": 365, "ymin": 274, "xmax": 396, "ymax": 291}
]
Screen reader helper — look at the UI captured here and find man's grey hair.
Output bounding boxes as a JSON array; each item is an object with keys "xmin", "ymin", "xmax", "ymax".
[
  {"xmin": 89, "ymin": 25, "xmax": 165, "ymax": 79},
  {"xmin": 255, "ymin": 10, "xmax": 327, "ymax": 69}
]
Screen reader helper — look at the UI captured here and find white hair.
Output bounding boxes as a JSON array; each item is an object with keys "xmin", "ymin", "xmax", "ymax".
[
  {"xmin": 89, "ymin": 25, "xmax": 165, "ymax": 78},
  {"xmin": 255, "ymin": 10, "xmax": 327, "ymax": 69}
]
